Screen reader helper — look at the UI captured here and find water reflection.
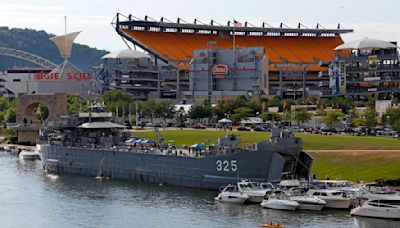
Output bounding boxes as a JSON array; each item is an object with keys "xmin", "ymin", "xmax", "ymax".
[{"xmin": 0, "ymin": 154, "xmax": 400, "ymax": 228}]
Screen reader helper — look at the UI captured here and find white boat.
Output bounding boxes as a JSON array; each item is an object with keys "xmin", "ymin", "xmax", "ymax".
[
  {"xmin": 237, "ymin": 180, "xmax": 274, "ymax": 203},
  {"xmin": 19, "ymin": 150, "xmax": 40, "ymax": 160},
  {"xmin": 350, "ymin": 199, "xmax": 400, "ymax": 219},
  {"xmin": 261, "ymin": 190, "xmax": 299, "ymax": 211},
  {"xmin": 361, "ymin": 184, "xmax": 400, "ymax": 200},
  {"xmin": 278, "ymin": 179, "xmax": 301, "ymax": 189},
  {"xmin": 340, "ymin": 187, "xmax": 365, "ymax": 208},
  {"xmin": 307, "ymin": 189, "xmax": 351, "ymax": 209},
  {"xmin": 286, "ymin": 188, "xmax": 326, "ymax": 211},
  {"xmin": 215, "ymin": 185, "xmax": 249, "ymax": 204}
]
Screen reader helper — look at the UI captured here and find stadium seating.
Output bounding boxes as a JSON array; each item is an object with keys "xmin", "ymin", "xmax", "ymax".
[{"xmin": 121, "ymin": 29, "xmax": 343, "ymax": 66}]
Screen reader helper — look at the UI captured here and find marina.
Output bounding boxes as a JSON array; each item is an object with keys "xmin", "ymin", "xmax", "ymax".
[{"xmin": 1, "ymin": 152, "xmax": 399, "ymax": 228}]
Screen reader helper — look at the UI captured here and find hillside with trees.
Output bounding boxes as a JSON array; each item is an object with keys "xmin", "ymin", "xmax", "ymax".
[{"xmin": 0, "ymin": 26, "xmax": 109, "ymax": 72}]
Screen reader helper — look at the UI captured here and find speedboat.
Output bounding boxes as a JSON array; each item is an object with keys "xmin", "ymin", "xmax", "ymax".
[
  {"xmin": 361, "ymin": 184, "xmax": 400, "ymax": 200},
  {"xmin": 237, "ymin": 180, "xmax": 274, "ymax": 203},
  {"xmin": 350, "ymin": 199, "xmax": 400, "ymax": 219},
  {"xmin": 286, "ymin": 188, "xmax": 326, "ymax": 211},
  {"xmin": 307, "ymin": 189, "xmax": 351, "ymax": 209},
  {"xmin": 19, "ymin": 150, "xmax": 40, "ymax": 160},
  {"xmin": 215, "ymin": 184, "xmax": 249, "ymax": 204},
  {"xmin": 261, "ymin": 190, "xmax": 299, "ymax": 211}
]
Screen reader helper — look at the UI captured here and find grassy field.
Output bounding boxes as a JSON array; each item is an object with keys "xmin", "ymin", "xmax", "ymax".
[
  {"xmin": 134, "ymin": 130, "xmax": 270, "ymax": 147},
  {"xmin": 309, "ymin": 151, "xmax": 400, "ymax": 182},
  {"xmin": 133, "ymin": 129, "xmax": 400, "ymax": 150},
  {"xmin": 133, "ymin": 129, "xmax": 400, "ymax": 182},
  {"xmin": 297, "ymin": 134, "xmax": 400, "ymax": 150}
]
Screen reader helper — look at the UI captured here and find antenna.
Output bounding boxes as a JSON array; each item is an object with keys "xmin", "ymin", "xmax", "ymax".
[
  {"xmin": 64, "ymin": 16, "xmax": 67, "ymax": 61},
  {"xmin": 64, "ymin": 16, "xmax": 67, "ymax": 35}
]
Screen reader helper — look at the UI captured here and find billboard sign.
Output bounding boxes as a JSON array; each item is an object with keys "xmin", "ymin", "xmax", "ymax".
[
  {"xmin": 212, "ymin": 64, "xmax": 229, "ymax": 76},
  {"xmin": 368, "ymin": 55, "xmax": 378, "ymax": 70},
  {"xmin": 33, "ymin": 72, "xmax": 93, "ymax": 81}
]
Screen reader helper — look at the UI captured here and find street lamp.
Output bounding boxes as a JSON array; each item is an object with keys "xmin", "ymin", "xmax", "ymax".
[{"xmin": 353, "ymin": 152, "xmax": 358, "ymax": 182}]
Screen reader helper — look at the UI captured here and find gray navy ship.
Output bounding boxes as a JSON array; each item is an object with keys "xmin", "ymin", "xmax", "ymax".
[{"xmin": 38, "ymin": 103, "xmax": 313, "ymax": 190}]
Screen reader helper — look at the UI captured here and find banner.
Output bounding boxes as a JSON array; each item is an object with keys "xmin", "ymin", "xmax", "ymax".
[{"xmin": 368, "ymin": 55, "xmax": 378, "ymax": 70}]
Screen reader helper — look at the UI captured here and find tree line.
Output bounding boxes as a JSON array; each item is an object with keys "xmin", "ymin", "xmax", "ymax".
[{"xmin": 1, "ymin": 89, "xmax": 400, "ymax": 132}]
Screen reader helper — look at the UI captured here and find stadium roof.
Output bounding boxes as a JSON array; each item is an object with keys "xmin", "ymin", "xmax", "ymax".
[
  {"xmin": 114, "ymin": 14, "xmax": 353, "ymax": 70},
  {"xmin": 334, "ymin": 38, "xmax": 398, "ymax": 50},
  {"xmin": 102, "ymin": 49, "xmax": 150, "ymax": 59}
]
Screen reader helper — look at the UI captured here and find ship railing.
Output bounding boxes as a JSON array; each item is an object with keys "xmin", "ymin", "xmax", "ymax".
[{"xmin": 49, "ymin": 141, "xmax": 223, "ymax": 158}]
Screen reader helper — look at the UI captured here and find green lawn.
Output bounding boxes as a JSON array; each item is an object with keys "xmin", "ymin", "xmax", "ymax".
[
  {"xmin": 310, "ymin": 152, "xmax": 400, "ymax": 182},
  {"xmin": 133, "ymin": 130, "xmax": 270, "ymax": 147},
  {"xmin": 297, "ymin": 134, "xmax": 400, "ymax": 150},
  {"xmin": 133, "ymin": 129, "xmax": 400, "ymax": 150}
]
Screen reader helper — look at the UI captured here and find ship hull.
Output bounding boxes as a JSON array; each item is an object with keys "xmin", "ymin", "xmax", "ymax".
[{"xmin": 38, "ymin": 143, "xmax": 308, "ymax": 190}]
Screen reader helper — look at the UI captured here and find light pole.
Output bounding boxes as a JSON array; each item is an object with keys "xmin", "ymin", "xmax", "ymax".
[
  {"xmin": 135, "ymin": 99, "xmax": 139, "ymax": 129},
  {"xmin": 315, "ymin": 151, "xmax": 319, "ymax": 180},
  {"xmin": 353, "ymin": 152, "xmax": 358, "ymax": 182}
]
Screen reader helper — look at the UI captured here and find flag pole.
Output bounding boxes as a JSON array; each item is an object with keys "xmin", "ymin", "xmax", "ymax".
[{"xmin": 233, "ymin": 19, "xmax": 237, "ymax": 68}]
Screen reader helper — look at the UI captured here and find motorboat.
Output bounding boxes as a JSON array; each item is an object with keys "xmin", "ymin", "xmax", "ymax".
[
  {"xmin": 286, "ymin": 188, "xmax": 326, "ymax": 211},
  {"xmin": 237, "ymin": 180, "xmax": 274, "ymax": 203},
  {"xmin": 307, "ymin": 189, "xmax": 351, "ymax": 209},
  {"xmin": 261, "ymin": 190, "xmax": 299, "ymax": 211},
  {"xmin": 340, "ymin": 187, "xmax": 365, "ymax": 208},
  {"xmin": 361, "ymin": 184, "xmax": 400, "ymax": 200},
  {"xmin": 19, "ymin": 150, "xmax": 40, "ymax": 160},
  {"xmin": 350, "ymin": 199, "xmax": 400, "ymax": 219},
  {"xmin": 278, "ymin": 179, "xmax": 301, "ymax": 190},
  {"xmin": 215, "ymin": 184, "xmax": 249, "ymax": 204}
]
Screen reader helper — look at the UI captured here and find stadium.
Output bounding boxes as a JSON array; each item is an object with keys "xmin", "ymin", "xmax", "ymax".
[{"xmin": 111, "ymin": 13, "xmax": 400, "ymax": 102}]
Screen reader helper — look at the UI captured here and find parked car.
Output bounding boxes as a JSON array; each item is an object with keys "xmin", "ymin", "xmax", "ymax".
[
  {"xmin": 148, "ymin": 123, "xmax": 162, "ymax": 128},
  {"xmin": 291, "ymin": 126, "xmax": 305, "ymax": 133},
  {"xmin": 383, "ymin": 128, "xmax": 397, "ymax": 136},
  {"xmin": 321, "ymin": 127, "xmax": 338, "ymax": 134},
  {"xmin": 191, "ymin": 124, "xmax": 206, "ymax": 129},
  {"xmin": 237, "ymin": 126, "xmax": 251, "ymax": 131},
  {"xmin": 254, "ymin": 126, "xmax": 268, "ymax": 132}
]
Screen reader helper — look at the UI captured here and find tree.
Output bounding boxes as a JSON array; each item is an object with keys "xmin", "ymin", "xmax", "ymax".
[
  {"xmin": 331, "ymin": 97, "xmax": 354, "ymax": 114},
  {"xmin": 34, "ymin": 104, "xmax": 49, "ymax": 123},
  {"xmin": 0, "ymin": 97, "xmax": 9, "ymax": 111},
  {"xmin": 139, "ymin": 99, "xmax": 156, "ymax": 121},
  {"xmin": 154, "ymin": 100, "xmax": 176, "ymax": 123},
  {"xmin": 364, "ymin": 108, "xmax": 376, "ymax": 128},
  {"xmin": 231, "ymin": 107, "xmax": 253, "ymax": 123},
  {"xmin": 102, "ymin": 89, "xmax": 134, "ymax": 114},
  {"xmin": 347, "ymin": 108, "xmax": 360, "ymax": 126},
  {"xmin": 259, "ymin": 111, "xmax": 281, "ymax": 122},
  {"xmin": 267, "ymin": 97, "xmax": 282, "ymax": 111},
  {"xmin": 3, "ymin": 108, "xmax": 16, "ymax": 123},
  {"xmin": 384, "ymin": 108, "xmax": 400, "ymax": 131},
  {"xmin": 322, "ymin": 110, "xmax": 344, "ymax": 127},
  {"xmin": 292, "ymin": 107, "xmax": 312, "ymax": 127},
  {"xmin": 188, "ymin": 103, "xmax": 212, "ymax": 119},
  {"xmin": 67, "ymin": 94, "xmax": 85, "ymax": 114}
]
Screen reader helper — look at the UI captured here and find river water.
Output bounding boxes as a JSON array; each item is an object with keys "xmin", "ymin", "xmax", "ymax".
[{"xmin": 0, "ymin": 153, "xmax": 399, "ymax": 228}]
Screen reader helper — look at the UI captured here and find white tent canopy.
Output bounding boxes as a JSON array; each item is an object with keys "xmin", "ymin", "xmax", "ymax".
[
  {"xmin": 77, "ymin": 121, "xmax": 126, "ymax": 129},
  {"xmin": 218, "ymin": 118, "xmax": 232, "ymax": 123},
  {"xmin": 334, "ymin": 38, "xmax": 398, "ymax": 50},
  {"xmin": 102, "ymin": 49, "xmax": 150, "ymax": 59}
]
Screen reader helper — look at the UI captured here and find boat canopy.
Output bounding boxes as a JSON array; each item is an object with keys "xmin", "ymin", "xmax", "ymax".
[{"xmin": 77, "ymin": 121, "xmax": 127, "ymax": 129}]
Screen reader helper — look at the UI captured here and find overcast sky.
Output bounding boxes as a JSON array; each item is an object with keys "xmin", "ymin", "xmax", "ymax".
[{"xmin": 1, "ymin": 0, "xmax": 399, "ymax": 51}]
